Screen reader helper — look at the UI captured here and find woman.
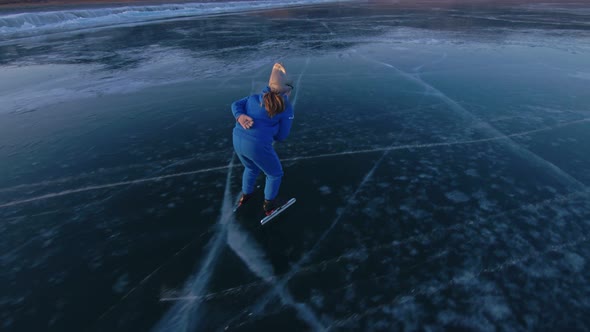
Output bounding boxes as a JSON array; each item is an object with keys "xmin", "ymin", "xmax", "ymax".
[{"xmin": 231, "ymin": 63, "xmax": 295, "ymax": 215}]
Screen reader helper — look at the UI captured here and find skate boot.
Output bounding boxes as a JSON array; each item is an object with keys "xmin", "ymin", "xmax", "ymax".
[
  {"xmin": 238, "ymin": 192, "xmax": 254, "ymax": 207},
  {"xmin": 263, "ymin": 197, "xmax": 287, "ymax": 216}
]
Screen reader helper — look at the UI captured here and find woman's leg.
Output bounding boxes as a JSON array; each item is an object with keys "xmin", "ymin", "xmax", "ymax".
[
  {"xmin": 237, "ymin": 138, "xmax": 283, "ymax": 200},
  {"xmin": 255, "ymin": 147, "xmax": 283, "ymax": 201},
  {"xmin": 233, "ymin": 136, "xmax": 261, "ymax": 195},
  {"xmin": 239, "ymin": 155, "xmax": 261, "ymax": 195}
]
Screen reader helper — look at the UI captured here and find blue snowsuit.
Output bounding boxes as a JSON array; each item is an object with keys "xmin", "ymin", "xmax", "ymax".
[{"xmin": 232, "ymin": 87, "xmax": 294, "ymax": 200}]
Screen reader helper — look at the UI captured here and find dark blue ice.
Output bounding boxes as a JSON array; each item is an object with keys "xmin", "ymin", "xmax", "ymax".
[{"xmin": 1, "ymin": 0, "xmax": 590, "ymax": 331}]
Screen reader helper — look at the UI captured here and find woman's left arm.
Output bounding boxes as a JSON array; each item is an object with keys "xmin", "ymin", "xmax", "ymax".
[{"xmin": 274, "ymin": 104, "xmax": 294, "ymax": 142}]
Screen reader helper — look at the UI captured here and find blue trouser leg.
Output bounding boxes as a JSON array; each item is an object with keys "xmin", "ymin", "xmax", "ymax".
[
  {"xmin": 239, "ymin": 156, "xmax": 260, "ymax": 195},
  {"xmin": 233, "ymin": 134, "xmax": 283, "ymax": 200},
  {"xmin": 233, "ymin": 140, "xmax": 261, "ymax": 195},
  {"xmin": 260, "ymin": 152, "xmax": 283, "ymax": 200}
]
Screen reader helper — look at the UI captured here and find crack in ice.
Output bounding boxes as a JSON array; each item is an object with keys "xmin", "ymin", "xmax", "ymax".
[
  {"xmin": 152, "ymin": 155, "xmax": 235, "ymax": 332},
  {"xmin": 1, "ymin": 118, "xmax": 588, "ymax": 210},
  {"xmin": 94, "ymin": 229, "xmax": 211, "ymax": 326},
  {"xmin": 159, "ymin": 189, "xmax": 590, "ymax": 304},
  {"xmin": 225, "ymin": 204, "xmax": 325, "ymax": 331},
  {"xmin": 220, "ymin": 103, "xmax": 421, "ymax": 328},
  {"xmin": 291, "ymin": 57, "xmax": 310, "ymax": 108},
  {"xmin": 364, "ymin": 56, "xmax": 588, "ymax": 192}
]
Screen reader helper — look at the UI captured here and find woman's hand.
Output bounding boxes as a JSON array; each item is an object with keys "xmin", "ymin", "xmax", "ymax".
[{"xmin": 237, "ymin": 114, "xmax": 254, "ymax": 130}]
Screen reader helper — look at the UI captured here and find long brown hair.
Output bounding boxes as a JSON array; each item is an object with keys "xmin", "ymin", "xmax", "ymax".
[{"xmin": 262, "ymin": 91, "xmax": 285, "ymax": 118}]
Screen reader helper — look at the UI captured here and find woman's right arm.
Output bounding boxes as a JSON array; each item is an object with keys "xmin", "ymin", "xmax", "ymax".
[{"xmin": 232, "ymin": 96, "xmax": 254, "ymax": 130}]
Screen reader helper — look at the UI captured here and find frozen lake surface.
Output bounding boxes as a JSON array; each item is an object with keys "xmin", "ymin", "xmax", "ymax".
[{"xmin": 1, "ymin": 0, "xmax": 590, "ymax": 331}]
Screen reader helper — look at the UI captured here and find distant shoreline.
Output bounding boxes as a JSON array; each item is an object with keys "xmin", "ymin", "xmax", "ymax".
[
  {"xmin": 1, "ymin": 0, "xmax": 587, "ymax": 13},
  {"xmin": 0, "ymin": 0, "xmax": 203, "ymax": 10}
]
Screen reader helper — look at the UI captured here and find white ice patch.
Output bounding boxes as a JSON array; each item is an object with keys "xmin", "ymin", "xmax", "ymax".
[
  {"xmin": 399, "ymin": 204, "xmax": 431, "ymax": 220},
  {"xmin": 570, "ymin": 72, "xmax": 590, "ymax": 81},
  {"xmin": 319, "ymin": 185, "xmax": 332, "ymax": 195},
  {"xmin": 473, "ymin": 190, "xmax": 495, "ymax": 211},
  {"xmin": 564, "ymin": 252, "xmax": 585, "ymax": 272},
  {"xmin": 445, "ymin": 191, "xmax": 470, "ymax": 203},
  {"xmin": 363, "ymin": 196, "xmax": 386, "ymax": 219},
  {"xmin": 0, "ymin": 62, "xmax": 183, "ymax": 114},
  {"xmin": 478, "ymin": 198, "xmax": 495, "ymax": 211},
  {"xmin": 437, "ymin": 309, "xmax": 459, "ymax": 325},
  {"xmin": 112, "ymin": 273, "xmax": 129, "ymax": 294},
  {"xmin": 310, "ymin": 289, "xmax": 325, "ymax": 309},
  {"xmin": 0, "ymin": 47, "xmax": 272, "ymax": 114},
  {"xmin": 482, "ymin": 296, "xmax": 512, "ymax": 321},
  {"xmin": 519, "ymin": 3, "xmax": 590, "ymax": 16}
]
